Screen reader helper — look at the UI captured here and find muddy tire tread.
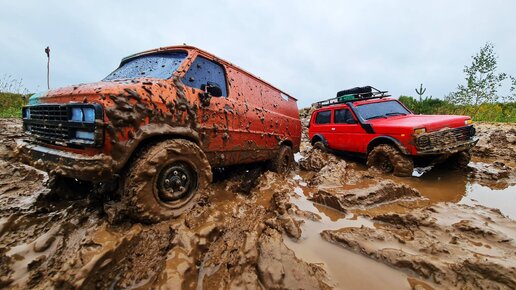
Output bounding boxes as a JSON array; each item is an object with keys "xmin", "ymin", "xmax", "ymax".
[
  {"xmin": 269, "ymin": 145, "xmax": 294, "ymax": 174},
  {"xmin": 367, "ymin": 144, "xmax": 414, "ymax": 177},
  {"xmin": 313, "ymin": 141, "xmax": 327, "ymax": 152},
  {"xmin": 122, "ymin": 139, "xmax": 212, "ymax": 223}
]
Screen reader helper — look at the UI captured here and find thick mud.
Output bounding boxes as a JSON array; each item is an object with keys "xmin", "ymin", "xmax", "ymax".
[{"xmin": 1, "ymin": 118, "xmax": 516, "ymax": 289}]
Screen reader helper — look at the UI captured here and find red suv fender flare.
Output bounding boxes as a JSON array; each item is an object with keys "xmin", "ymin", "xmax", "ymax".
[
  {"xmin": 310, "ymin": 134, "xmax": 328, "ymax": 147},
  {"xmin": 367, "ymin": 136, "xmax": 410, "ymax": 155}
]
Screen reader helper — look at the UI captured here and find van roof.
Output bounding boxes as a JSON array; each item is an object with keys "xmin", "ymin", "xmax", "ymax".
[{"xmin": 121, "ymin": 45, "xmax": 297, "ymax": 101}]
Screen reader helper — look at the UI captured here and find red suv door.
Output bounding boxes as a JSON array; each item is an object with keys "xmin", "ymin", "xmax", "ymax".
[
  {"xmin": 333, "ymin": 107, "xmax": 366, "ymax": 152},
  {"xmin": 311, "ymin": 110, "xmax": 335, "ymax": 148}
]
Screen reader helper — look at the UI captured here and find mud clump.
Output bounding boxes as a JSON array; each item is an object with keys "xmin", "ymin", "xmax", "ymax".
[
  {"xmin": 78, "ymin": 224, "xmax": 174, "ymax": 289},
  {"xmin": 466, "ymin": 161, "xmax": 515, "ymax": 189},
  {"xmin": 302, "ymin": 152, "xmax": 369, "ymax": 187},
  {"xmin": 310, "ymin": 181, "xmax": 422, "ymax": 213},
  {"xmin": 472, "ymin": 123, "xmax": 516, "ymax": 162},
  {"xmin": 0, "ymin": 119, "xmax": 23, "ymax": 161},
  {"xmin": 191, "ymin": 197, "xmax": 331, "ymax": 289},
  {"xmin": 299, "ymin": 147, "xmax": 339, "ymax": 171},
  {"xmin": 257, "ymin": 228, "xmax": 332, "ymax": 290},
  {"xmin": 220, "ymin": 165, "xmax": 265, "ymax": 194},
  {"xmin": 322, "ymin": 203, "xmax": 516, "ymax": 289},
  {"xmin": 265, "ymin": 191, "xmax": 309, "ymax": 239}
]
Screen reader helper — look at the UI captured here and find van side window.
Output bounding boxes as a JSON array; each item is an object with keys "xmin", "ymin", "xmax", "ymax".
[
  {"xmin": 183, "ymin": 56, "xmax": 228, "ymax": 97},
  {"xmin": 334, "ymin": 109, "xmax": 355, "ymax": 124},
  {"xmin": 315, "ymin": 111, "xmax": 331, "ymax": 124}
]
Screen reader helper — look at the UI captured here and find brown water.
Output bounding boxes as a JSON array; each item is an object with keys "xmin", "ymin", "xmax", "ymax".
[
  {"xmin": 286, "ymin": 183, "xmax": 413, "ymax": 290},
  {"xmin": 280, "ymin": 158, "xmax": 515, "ymax": 290}
]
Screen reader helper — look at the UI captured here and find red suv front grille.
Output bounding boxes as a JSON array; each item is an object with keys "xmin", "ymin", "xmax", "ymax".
[{"xmin": 415, "ymin": 126, "xmax": 474, "ymax": 151}]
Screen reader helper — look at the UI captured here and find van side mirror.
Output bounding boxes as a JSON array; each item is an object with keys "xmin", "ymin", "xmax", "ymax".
[
  {"xmin": 203, "ymin": 82, "xmax": 222, "ymax": 97},
  {"xmin": 199, "ymin": 82, "xmax": 222, "ymax": 107}
]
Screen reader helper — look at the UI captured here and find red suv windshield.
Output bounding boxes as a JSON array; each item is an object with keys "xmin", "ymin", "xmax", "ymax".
[{"xmin": 355, "ymin": 100, "xmax": 411, "ymax": 120}]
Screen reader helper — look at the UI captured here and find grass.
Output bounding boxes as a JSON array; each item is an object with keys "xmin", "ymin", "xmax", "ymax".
[
  {"xmin": 399, "ymin": 96, "xmax": 515, "ymax": 123},
  {"xmin": 0, "ymin": 92, "xmax": 27, "ymax": 118},
  {"xmin": 0, "ymin": 75, "xmax": 30, "ymax": 118}
]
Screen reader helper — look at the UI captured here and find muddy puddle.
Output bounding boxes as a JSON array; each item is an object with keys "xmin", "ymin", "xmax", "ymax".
[
  {"xmin": 1, "ymin": 118, "xmax": 515, "ymax": 289},
  {"xmin": 278, "ymin": 158, "xmax": 516, "ymax": 290},
  {"xmin": 284, "ymin": 177, "xmax": 414, "ymax": 290},
  {"xmin": 373, "ymin": 161, "xmax": 516, "ymax": 219}
]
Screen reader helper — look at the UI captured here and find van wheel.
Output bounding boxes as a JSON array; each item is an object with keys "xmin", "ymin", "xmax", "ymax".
[
  {"xmin": 270, "ymin": 145, "xmax": 294, "ymax": 174},
  {"xmin": 445, "ymin": 150, "xmax": 471, "ymax": 169},
  {"xmin": 367, "ymin": 144, "xmax": 413, "ymax": 177},
  {"xmin": 313, "ymin": 141, "xmax": 327, "ymax": 152},
  {"xmin": 122, "ymin": 139, "xmax": 212, "ymax": 223}
]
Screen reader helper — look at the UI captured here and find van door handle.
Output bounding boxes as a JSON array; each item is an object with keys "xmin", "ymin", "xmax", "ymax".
[{"xmin": 331, "ymin": 128, "xmax": 335, "ymax": 131}]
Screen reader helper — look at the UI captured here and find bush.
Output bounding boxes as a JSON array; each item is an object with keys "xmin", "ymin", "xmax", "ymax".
[
  {"xmin": 398, "ymin": 95, "xmax": 515, "ymax": 123},
  {"xmin": 0, "ymin": 92, "xmax": 27, "ymax": 118}
]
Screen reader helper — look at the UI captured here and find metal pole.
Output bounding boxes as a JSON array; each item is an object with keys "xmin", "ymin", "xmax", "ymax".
[{"xmin": 45, "ymin": 46, "xmax": 50, "ymax": 90}]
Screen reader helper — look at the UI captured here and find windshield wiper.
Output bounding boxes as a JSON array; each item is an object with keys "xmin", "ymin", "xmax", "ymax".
[
  {"xmin": 385, "ymin": 112, "xmax": 407, "ymax": 116},
  {"xmin": 366, "ymin": 115, "xmax": 387, "ymax": 120}
]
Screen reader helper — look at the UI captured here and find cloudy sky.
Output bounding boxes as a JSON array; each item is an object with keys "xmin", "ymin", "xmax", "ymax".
[{"xmin": 1, "ymin": 0, "xmax": 515, "ymax": 107}]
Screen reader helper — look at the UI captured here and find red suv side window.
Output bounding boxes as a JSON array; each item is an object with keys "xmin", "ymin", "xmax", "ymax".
[
  {"xmin": 334, "ymin": 108, "xmax": 355, "ymax": 124},
  {"xmin": 315, "ymin": 110, "xmax": 331, "ymax": 124}
]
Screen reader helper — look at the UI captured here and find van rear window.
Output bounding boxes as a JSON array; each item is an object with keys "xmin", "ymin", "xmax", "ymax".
[{"xmin": 315, "ymin": 111, "xmax": 331, "ymax": 124}]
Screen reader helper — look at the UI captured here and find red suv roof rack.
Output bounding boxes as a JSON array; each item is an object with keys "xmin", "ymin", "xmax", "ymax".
[{"xmin": 313, "ymin": 86, "xmax": 391, "ymax": 108}]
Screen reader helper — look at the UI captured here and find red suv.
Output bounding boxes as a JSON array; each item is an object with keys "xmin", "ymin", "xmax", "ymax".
[{"xmin": 308, "ymin": 86, "xmax": 478, "ymax": 176}]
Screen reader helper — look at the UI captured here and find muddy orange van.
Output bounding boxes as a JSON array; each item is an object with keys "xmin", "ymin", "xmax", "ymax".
[{"xmin": 17, "ymin": 45, "xmax": 301, "ymax": 222}]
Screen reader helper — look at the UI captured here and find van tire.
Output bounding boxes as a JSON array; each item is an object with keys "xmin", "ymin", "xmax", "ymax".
[
  {"xmin": 122, "ymin": 139, "xmax": 212, "ymax": 223},
  {"xmin": 367, "ymin": 144, "xmax": 413, "ymax": 177},
  {"xmin": 270, "ymin": 145, "xmax": 294, "ymax": 174},
  {"xmin": 313, "ymin": 141, "xmax": 327, "ymax": 152}
]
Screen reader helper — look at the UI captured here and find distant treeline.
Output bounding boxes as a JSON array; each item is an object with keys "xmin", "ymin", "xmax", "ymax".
[{"xmin": 399, "ymin": 96, "xmax": 515, "ymax": 123}]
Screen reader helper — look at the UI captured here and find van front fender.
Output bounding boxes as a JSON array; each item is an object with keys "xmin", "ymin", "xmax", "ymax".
[{"xmin": 110, "ymin": 123, "xmax": 201, "ymax": 171}]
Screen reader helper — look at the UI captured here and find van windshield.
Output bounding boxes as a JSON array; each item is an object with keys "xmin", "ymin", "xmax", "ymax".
[
  {"xmin": 355, "ymin": 100, "xmax": 411, "ymax": 120},
  {"xmin": 103, "ymin": 51, "xmax": 187, "ymax": 81}
]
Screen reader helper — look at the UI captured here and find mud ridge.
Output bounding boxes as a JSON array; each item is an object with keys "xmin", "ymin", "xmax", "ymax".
[{"xmin": 321, "ymin": 203, "xmax": 516, "ymax": 289}]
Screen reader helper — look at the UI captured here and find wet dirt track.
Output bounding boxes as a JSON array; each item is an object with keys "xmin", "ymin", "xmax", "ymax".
[{"xmin": 1, "ymin": 117, "xmax": 515, "ymax": 289}]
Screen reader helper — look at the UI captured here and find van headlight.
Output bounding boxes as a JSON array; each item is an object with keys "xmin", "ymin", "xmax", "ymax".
[
  {"xmin": 70, "ymin": 107, "xmax": 95, "ymax": 123},
  {"xmin": 465, "ymin": 119, "xmax": 473, "ymax": 125},
  {"xmin": 75, "ymin": 130, "xmax": 95, "ymax": 140},
  {"xmin": 22, "ymin": 107, "xmax": 31, "ymax": 119}
]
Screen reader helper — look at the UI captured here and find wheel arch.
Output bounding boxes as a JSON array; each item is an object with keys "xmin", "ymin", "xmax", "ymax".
[
  {"xmin": 310, "ymin": 134, "xmax": 328, "ymax": 146},
  {"xmin": 280, "ymin": 139, "xmax": 293, "ymax": 148},
  {"xmin": 114, "ymin": 123, "xmax": 201, "ymax": 172},
  {"xmin": 367, "ymin": 136, "xmax": 409, "ymax": 155}
]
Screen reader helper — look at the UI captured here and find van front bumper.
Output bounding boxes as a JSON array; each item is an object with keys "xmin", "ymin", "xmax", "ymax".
[{"xmin": 16, "ymin": 139, "xmax": 116, "ymax": 181}]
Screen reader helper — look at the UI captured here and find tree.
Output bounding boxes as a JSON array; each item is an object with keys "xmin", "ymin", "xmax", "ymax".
[{"xmin": 447, "ymin": 43, "xmax": 509, "ymax": 108}]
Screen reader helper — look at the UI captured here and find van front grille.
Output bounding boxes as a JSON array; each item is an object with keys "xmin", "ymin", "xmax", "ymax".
[{"xmin": 22, "ymin": 104, "xmax": 103, "ymax": 147}]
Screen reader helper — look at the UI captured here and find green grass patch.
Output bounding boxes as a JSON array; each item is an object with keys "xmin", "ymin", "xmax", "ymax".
[
  {"xmin": 399, "ymin": 96, "xmax": 515, "ymax": 123},
  {"xmin": 0, "ymin": 92, "xmax": 27, "ymax": 118}
]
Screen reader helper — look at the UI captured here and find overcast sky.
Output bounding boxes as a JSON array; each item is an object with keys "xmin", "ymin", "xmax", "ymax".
[{"xmin": 1, "ymin": 0, "xmax": 515, "ymax": 107}]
